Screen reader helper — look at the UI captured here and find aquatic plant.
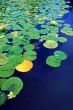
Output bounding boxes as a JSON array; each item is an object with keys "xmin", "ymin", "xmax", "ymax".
[
  {"xmin": 0, "ymin": 0, "xmax": 71, "ymax": 105},
  {"xmin": 46, "ymin": 51, "xmax": 67, "ymax": 67}
]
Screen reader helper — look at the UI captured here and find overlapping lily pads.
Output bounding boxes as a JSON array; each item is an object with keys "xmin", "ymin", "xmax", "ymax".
[
  {"xmin": 0, "ymin": 0, "xmax": 71, "ymax": 106},
  {"xmin": 46, "ymin": 55, "xmax": 61, "ymax": 67},
  {"xmin": 46, "ymin": 51, "xmax": 67, "ymax": 68},
  {"xmin": 1, "ymin": 77, "xmax": 23, "ymax": 95},
  {"xmin": 54, "ymin": 51, "xmax": 67, "ymax": 60}
]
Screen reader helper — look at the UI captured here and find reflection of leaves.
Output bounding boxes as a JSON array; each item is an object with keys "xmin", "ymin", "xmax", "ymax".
[{"xmin": 2, "ymin": 77, "xmax": 23, "ymax": 95}]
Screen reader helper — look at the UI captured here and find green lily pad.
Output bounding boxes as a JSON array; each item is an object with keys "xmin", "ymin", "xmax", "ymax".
[
  {"xmin": 0, "ymin": 79, "xmax": 7, "ymax": 88},
  {"xmin": 24, "ymin": 44, "xmax": 34, "ymax": 51},
  {"xmin": 46, "ymin": 55, "xmax": 61, "ymax": 67},
  {"xmin": 58, "ymin": 37, "xmax": 68, "ymax": 43},
  {"xmin": 54, "ymin": 51, "xmax": 67, "ymax": 60},
  {"xmin": 23, "ymin": 51, "xmax": 37, "ymax": 61},
  {"xmin": 2, "ymin": 77, "xmax": 23, "ymax": 95},
  {"xmin": 9, "ymin": 55, "xmax": 23, "ymax": 66},
  {"xmin": 47, "ymin": 33, "xmax": 58, "ymax": 38},
  {"xmin": 39, "ymin": 29, "xmax": 49, "ymax": 35},
  {"xmin": 0, "ymin": 63, "xmax": 15, "ymax": 78},
  {"xmin": 0, "ymin": 92, "xmax": 7, "ymax": 106},
  {"xmin": 0, "ymin": 54, "xmax": 9, "ymax": 65},
  {"xmin": 10, "ymin": 46, "xmax": 23, "ymax": 54}
]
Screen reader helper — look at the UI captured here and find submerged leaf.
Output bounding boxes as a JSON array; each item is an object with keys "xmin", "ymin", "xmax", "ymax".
[{"xmin": 0, "ymin": 92, "xmax": 7, "ymax": 106}]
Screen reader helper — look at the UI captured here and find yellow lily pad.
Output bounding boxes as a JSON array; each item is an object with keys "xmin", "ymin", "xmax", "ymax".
[
  {"xmin": 11, "ymin": 31, "xmax": 18, "ymax": 36},
  {"xmin": 43, "ymin": 40, "xmax": 58, "ymax": 49},
  {"xmin": 15, "ymin": 60, "xmax": 33, "ymax": 72},
  {"xmin": 0, "ymin": 24, "xmax": 9, "ymax": 30},
  {"xmin": 50, "ymin": 21, "xmax": 57, "ymax": 26}
]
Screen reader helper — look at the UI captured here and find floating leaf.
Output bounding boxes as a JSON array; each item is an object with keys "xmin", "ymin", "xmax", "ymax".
[
  {"xmin": 10, "ymin": 46, "xmax": 23, "ymax": 54},
  {"xmin": 39, "ymin": 29, "xmax": 49, "ymax": 34},
  {"xmin": 46, "ymin": 55, "xmax": 61, "ymax": 67},
  {"xmin": 0, "ymin": 23, "xmax": 9, "ymax": 30},
  {"xmin": 54, "ymin": 51, "xmax": 67, "ymax": 60},
  {"xmin": 0, "ymin": 79, "xmax": 7, "ymax": 88},
  {"xmin": 24, "ymin": 44, "xmax": 34, "ymax": 51},
  {"xmin": 0, "ymin": 63, "xmax": 15, "ymax": 78},
  {"xmin": 2, "ymin": 77, "xmax": 23, "ymax": 95},
  {"xmin": 9, "ymin": 55, "xmax": 23, "ymax": 66},
  {"xmin": 43, "ymin": 40, "xmax": 58, "ymax": 49},
  {"xmin": 23, "ymin": 51, "xmax": 37, "ymax": 61},
  {"xmin": 47, "ymin": 33, "xmax": 58, "ymax": 38},
  {"xmin": 58, "ymin": 37, "xmax": 68, "ymax": 43},
  {"xmin": 0, "ymin": 54, "xmax": 8, "ymax": 65},
  {"xmin": 15, "ymin": 60, "xmax": 33, "ymax": 72}
]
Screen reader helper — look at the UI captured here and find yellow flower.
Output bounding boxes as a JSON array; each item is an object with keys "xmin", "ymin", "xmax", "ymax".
[
  {"xmin": 50, "ymin": 21, "xmax": 57, "ymax": 26},
  {"xmin": 7, "ymin": 91, "xmax": 16, "ymax": 99},
  {"xmin": 15, "ymin": 60, "xmax": 33, "ymax": 72}
]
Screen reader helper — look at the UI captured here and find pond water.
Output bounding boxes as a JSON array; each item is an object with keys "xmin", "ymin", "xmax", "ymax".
[{"xmin": 0, "ymin": 0, "xmax": 73, "ymax": 110}]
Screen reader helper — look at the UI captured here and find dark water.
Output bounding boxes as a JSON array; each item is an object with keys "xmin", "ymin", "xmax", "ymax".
[{"xmin": 1, "ymin": 2, "xmax": 73, "ymax": 110}]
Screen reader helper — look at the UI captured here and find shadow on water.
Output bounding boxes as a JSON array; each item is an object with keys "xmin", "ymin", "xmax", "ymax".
[{"xmin": 1, "ymin": 1, "xmax": 73, "ymax": 110}]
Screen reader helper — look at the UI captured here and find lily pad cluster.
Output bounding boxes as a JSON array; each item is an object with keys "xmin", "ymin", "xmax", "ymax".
[
  {"xmin": 0, "ymin": 0, "xmax": 71, "ymax": 106},
  {"xmin": 46, "ymin": 51, "xmax": 67, "ymax": 67}
]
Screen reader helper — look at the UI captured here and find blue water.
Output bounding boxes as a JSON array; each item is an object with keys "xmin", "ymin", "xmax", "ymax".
[{"xmin": 1, "ymin": 2, "xmax": 73, "ymax": 110}]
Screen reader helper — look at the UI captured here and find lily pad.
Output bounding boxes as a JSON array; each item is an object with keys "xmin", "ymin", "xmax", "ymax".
[
  {"xmin": 58, "ymin": 37, "xmax": 68, "ymax": 43},
  {"xmin": 0, "ymin": 54, "xmax": 9, "ymax": 65},
  {"xmin": 0, "ymin": 79, "xmax": 7, "ymax": 88},
  {"xmin": 23, "ymin": 51, "xmax": 37, "ymax": 61},
  {"xmin": 10, "ymin": 46, "xmax": 23, "ymax": 54},
  {"xmin": 47, "ymin": 33, "xmax": 58, "ymax": 38},
  {"xmin": 24, "ymin": 44, "xmax": 34, "ymax": 51},
  {"xmin": 9, "ymin": 55, "xmax": 23, "ymax": 66},
  {"xmin": 15, "ymin": 60, "xmax": 33, "ymax": 72},
  {"xmin": 43, "ymin": 40, "xmax": 58, "ymax": 49},
  {"xmin": 54, "ymin": 51, "xmax": 67, "ymax": 60},
  {"xmin": 46, "ymin": 55, "xmax": 61, "ymax": 67},
  {"xmin": 2, "ymin": 77, "xmax": 23, "ymax": 95},
  {"xmin": 0, "ymin": 63, "xmax": 15, "ymax": 78}
]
